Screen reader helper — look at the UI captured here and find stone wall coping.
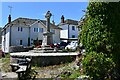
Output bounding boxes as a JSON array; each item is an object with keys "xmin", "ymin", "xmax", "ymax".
[{"xmin": 10, "ymin": 52, "xmax": 78, "ymax": 57}]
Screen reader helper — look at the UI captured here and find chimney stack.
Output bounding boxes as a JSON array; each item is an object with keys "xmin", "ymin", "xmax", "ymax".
[
  {"xmin": 8, "ymin": 15, "xmax": 11, "ymax": 23},
  {"xmin": 61, "ymin": 15, "xmax": 64, "ymax": 23}
]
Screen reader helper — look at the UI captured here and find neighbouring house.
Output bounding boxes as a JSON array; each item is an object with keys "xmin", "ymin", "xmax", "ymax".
[
  {"xmin": 58, "ymin": 15, "xmax": 80, "ymax": 42},
  {"xmin": 2, "ymin": 15, "xmax": 61, "ymax": 53}
]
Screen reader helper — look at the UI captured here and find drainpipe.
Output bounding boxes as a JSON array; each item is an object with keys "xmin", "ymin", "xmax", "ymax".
[
  {"xmin": 9, "ymin": 25, "xmax": 11, "ymax": 46},
  {"xmin": 28, "ymin": 27, "xmax": 30, "ymax": 46}
]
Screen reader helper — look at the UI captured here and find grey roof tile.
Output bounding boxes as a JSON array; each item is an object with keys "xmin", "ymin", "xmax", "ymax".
[{"xmin": 3, "ymin": 17, "xmax": 61, "ymax": 30}]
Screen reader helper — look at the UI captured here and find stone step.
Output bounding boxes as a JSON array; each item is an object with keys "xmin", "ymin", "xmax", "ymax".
[
  {"xmin": 30, "ymin": 49, "xmax": 64, "ymax": 53},
  {"xmin": 34, "ymin": 48, "xmax": 54, "ymax": 50}
]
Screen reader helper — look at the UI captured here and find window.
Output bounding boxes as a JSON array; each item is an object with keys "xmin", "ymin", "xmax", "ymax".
[
  {"xmin": 34, "ymin": 28, "xmax": 44, "ymax": 33},
  {"xmin": 72, "ymin": 26, "xmax": 75, "ymax": 31},
  {"xmin": 18, "ymin": 27, "xmax": 23, "ymax": 32},
  {"xmin": 18, "ymin": 27, "xmax": 20, "ymax": 31},
  {"xmin": 39, "ymin": 28, "xmax": 43, "ymax": 33},
  {"xmin": 72, "ymin": 35, "xmax": 75, "ymax": 38},
  {"xmin": 21, "ymin": 27, "xmax": 22, "ymax": 31},
  {"xmin": 34, "ymin": 28, "xmax": 38, "ymax": 32},
  {"xmin": 20, "ymin": 40, "xmax": 22, "ymax": 45}
]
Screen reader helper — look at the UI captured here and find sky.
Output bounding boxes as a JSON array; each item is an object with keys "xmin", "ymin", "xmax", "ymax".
[{"xmin": 1, "ymin": 2, "xmax": 88, "ymax": 27}]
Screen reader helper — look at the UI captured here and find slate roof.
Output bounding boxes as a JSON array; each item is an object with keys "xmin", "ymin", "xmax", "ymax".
[
  {"xmin": 65, "ymin": 19, "xmax": 78, "ymax": 25},
  {"xmin": 57, "ymin": 19, "xmax": 78, "ymax": 26},
  {"xmin": 3, "ymin": 17, "xmax": 61, "ymax": 30}
]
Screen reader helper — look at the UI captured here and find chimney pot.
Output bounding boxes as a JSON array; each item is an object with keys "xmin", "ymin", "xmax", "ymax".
[
  {"xmin": 8, "ymin": 15, "xmax": 11, "ymax": 23},
  {"xmin": 61, "ymin": 15, "xmax": 64, "ymax": 23}
]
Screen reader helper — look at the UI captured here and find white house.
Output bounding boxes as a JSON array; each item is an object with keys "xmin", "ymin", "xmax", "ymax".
[
  {"xmin": 2, "ymin": 15, "xmax": 61, "ymax": 53},
  {"xmin": 58, "ymin": 15, "xmax": 80, "ymax": 42}
]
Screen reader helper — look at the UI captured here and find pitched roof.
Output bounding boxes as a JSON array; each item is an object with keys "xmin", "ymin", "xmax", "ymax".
[
  {"xmin": 57, "ymin": 19, "xmax": 78, "ymax": 26},
  {"xmin": 3, "ymin": 17, "xmax": 61, "ymax": 30},
  {"xmin": 40, "ymin": 20, "xmax": 62, "ymax": 29},
  {"xmin": 65, "ymin": 19, "xmax": 78, "ymax": 25}
]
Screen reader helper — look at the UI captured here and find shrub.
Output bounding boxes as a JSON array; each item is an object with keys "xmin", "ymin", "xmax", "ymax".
[
  {"xmin": 82, "ymin": 51, "xmax": 116, "ymax": 79},
  {"xmin": 79, "ymin": 2, "xmax": 120, "ymax": 79}
]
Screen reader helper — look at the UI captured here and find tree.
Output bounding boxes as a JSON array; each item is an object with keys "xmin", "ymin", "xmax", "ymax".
[{"xmin": 79, "ymin": 2, "xmax": 120, "ymax": 79}]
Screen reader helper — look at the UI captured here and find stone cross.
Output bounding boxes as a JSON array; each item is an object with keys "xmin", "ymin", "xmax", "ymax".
[
  {"xmin": 42, "ymin": 11, "xmax": 53, "ymax": 46},
  {"xmin": 45, "ymin": 11, "xmax": 52, "ymax": 32}
]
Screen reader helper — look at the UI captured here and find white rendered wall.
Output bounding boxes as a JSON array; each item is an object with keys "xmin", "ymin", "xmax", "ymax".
[
  {"xmin": 2, "ymin": 27, "xmax": 10, "ymax": 53},
  {"xmin": 59, "ymin": 24, "xmax": 68, "ymax": 39},
  {"xmin": 11, "ymin": 24, "xmax": 29, "ymax": 46},
  {"xmin": 30, "ymin": 22, "xmax": 45, "ymax": 45},
  {"xmin": 69, "ymin": 24, "xmax": 79, "ymax": 38},
  {"xmin": 60, "ymin": 30, "xmax": 68, "ymax": 39},
  {"xmin": 53, "ymin": 29, "xmax": 60, "ymax": 43}
]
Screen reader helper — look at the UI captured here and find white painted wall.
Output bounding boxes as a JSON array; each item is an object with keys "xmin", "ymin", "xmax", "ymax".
[
  {"xmin": 2, "ymin": 31, "xmax": 5, "ymax": 52},
  {"xmin": 2, "ymin": 27, "xmax": 10, "ymax": 53},
  {"xmin": 60, "ymin": 30, "xmax": 68, "ymax": 38},
  {"xmin": 2, "ymin": 21, "xmax": 61, "ymax": 52},
  {"xmin": 60, "ymin": 24, "xmax": 68, "ymax": 30},
  {"xmin": 59, "ymin": 24, "xmax": 79, "ymax": 39},
  {"xmin": 53, "ymin": 29, "xmax": 60, "ymax": 43},
  {"xmin": 69, "ymin": 24, "xmax": 79, "ymax": 38},
  {"xmin": 30, "ymin": 22, "xmax": 45, "ymax": 45},
  {"xmin": 11, "ymin": 24, "xmax": 29, "ymax": 46},
  {"xmin": 59, "ymin": 24, "xmax": 68, "ymax": 39}
]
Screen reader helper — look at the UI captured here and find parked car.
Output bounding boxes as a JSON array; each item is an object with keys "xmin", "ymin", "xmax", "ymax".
[
  {"xmin": 65, "ymin": 41, "xmax": 78, "ymax": 50},
  {"xmin": 59, "ymin": 42, "xmax": 68, "ymax": 49},
  {"xmin": 49, "ymin": 41, "xmax": 69, "ymax": 49}
]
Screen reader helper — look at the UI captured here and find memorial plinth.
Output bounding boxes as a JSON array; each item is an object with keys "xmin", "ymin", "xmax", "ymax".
[{"xmin": 40, "ymin": 11, "xmax": 54, "ymax": 53}]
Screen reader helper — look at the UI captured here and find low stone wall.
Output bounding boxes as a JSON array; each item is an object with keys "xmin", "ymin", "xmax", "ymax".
[
  {"xmin": 32, "ymin": 56, "xmax": 76, "ymax": 67},
  {"xmin": 10, "ymin": 56, "xmax": 76, "ymax": 67},
  {"xmin": 9, "ymin": 46, "xmax": 29, "ymax": 53}
]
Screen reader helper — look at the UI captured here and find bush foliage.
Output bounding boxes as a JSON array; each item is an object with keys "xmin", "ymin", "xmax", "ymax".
[
  {"xmin": 79, "ymin": 2, "xmax": 120, "ymax": 79},
  {"xmin": 82, "ymin": 51, "xmax": 116, "ymax": 80}
]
